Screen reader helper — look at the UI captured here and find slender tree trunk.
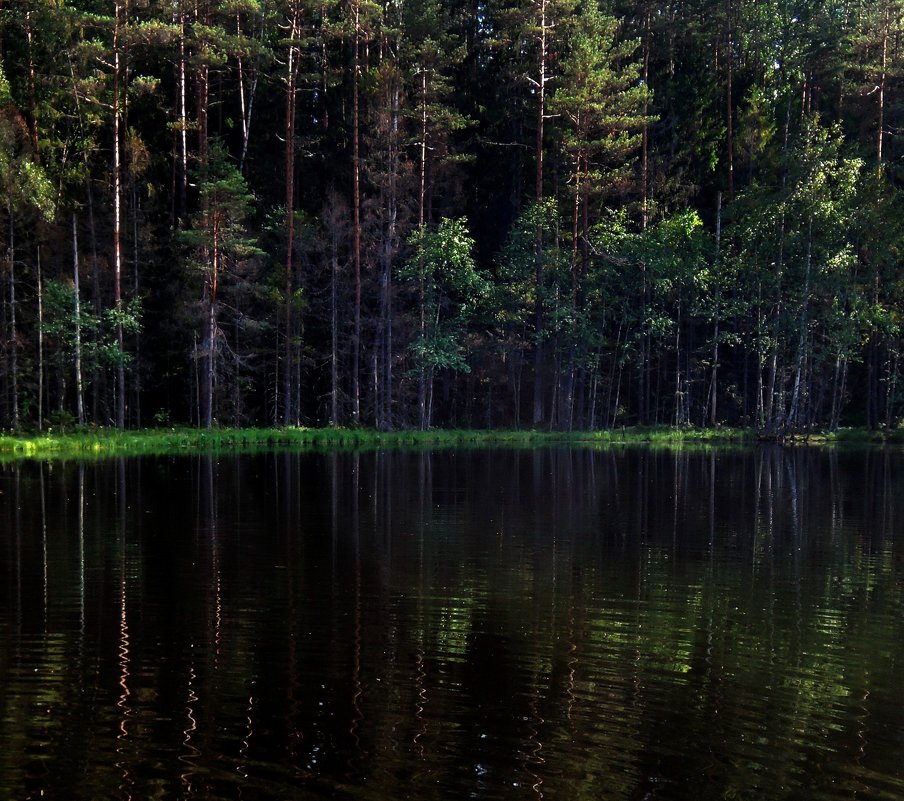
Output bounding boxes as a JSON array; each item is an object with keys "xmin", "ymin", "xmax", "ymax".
[
  {"xmin": 605, "ymin": 323, "xmax": 621, "ymax": 428},
  {"xmin": 382, "ymin": 67, "xmax": 400, "ymax": 430},
  {"xmin": 192, "ymin": 332, "xmax": 199, "ymax": 426},
  {"xmin": 641, "ymin": 1, "xmax": 651, "ymax": 230},
  {"xmin": 73, "ymin": 214, "xmax": 85, "ymax": 426},
  {"xmin": 766, "ymin": 75, "xmax": 795, "ymax": 432},
  {"xmin": 640, "ymin": 262, "xmax": 649, "ymax": 424},
  {"xmin": 7, "ymin": 202, "xmax": 17, "ymax": 429},
  {"xmin": 570, "ymin": 152, "xmax": 581, "ymax": 308},
  {"xmin": 370, "ymin": 338, "xmax": 379, "ymax": 425},
  {"xmin": 237, "ymin": 4, "xmax": 263, "ymax": 174},
  {"xmin": 37, "ymin": 247, "xmax": 43, "ymax": 431},
  {"xmin": 68, "ymin": 57, "xmax": 99, "ymax": 423},
  {"xmin": 835, "ymin": 358, "xmax": 848, "ymax": 429},
  {"xmin": 535, "ymin": 0, "xmax": 546, "ymax": 207},
  {"xmin": 113, "ymin": 0, "xmax": 126, "ymax": 429},
  {"xmin": 418, "ymin": 68, "xmax": 428, "ymax": 429},
  {"xmin": 878, "ymin": 2, "xmax": 889, "ymax": 165},
  {"xmin": 196, "ymin": 55, "xmax": 209, "ymax": 166},
  {"xmin": 273, "ymin": 313, "xmax": 279, "ymax": 424},
  {"xmin": 674, "ymin": 300, "xmax": 683, "ymax": 425},
  {"xmin": 866, "ymin": 6, "xmax": 892, "ymax": 429},
  {"xmin": 320, "ymin": 1, "xmax": 331, "ymax": 131},
  {"xmin": 330, "ymin": 228, "xmax": 339, "ymax": 426},
  {"xmin": 24, "ymin": 10, "xmax": 40, "ymax": 156},
  {"xmin": 588, "ymin": 356, "xmax": 599, "ymax": 430},
  {"xmin": 766, "ymin": 212, "xmax": 786, "ymax": 430},
  {"xmin": 532, "ymin": 0, "xmax": 548, "ymax": 427},
  {"xmin": 283, "ymin": 4, "xmax": 302, "ymax": 426},
  {"xmin": 88, "ymin": 181, "xmax": 100, "ymax": 423},
  {"xmin": 177, "ymin": 1, "xmax": 188, "ymax": 220},
  {"xmin": 725, "ymin": 0, "xmax": 734, "ymax": 200},
  {"xmin": 830, "ymin": 353, "xmax": 842, "ymax": 430},
  {"xmin": 0, "ymin": 228, "xmax": 5, "ymax": 427},
  {"xmin": 709, "ymin": 192, "xmax": 721, "ymax": 425},
  {"xmin": 789, "ymin": 216, "xmax": 813, "ymax": 428},
  {"xmin": 205, "ymin": 221, "xmax": 220, "ymax": 429},
  {"xmin": 206, "ymin": 301, "xmax": 216, "ymax": 429},
  {"xmin": 237, "ymin": 11, "xmax": 249, "ymax": 168},
  {"xmin": 234, "ymin": 319, "xmax": 241, "ymax": 424},
  {"xmin": 131, "ymin": 186, "xmax": 141, "ymax": 427},
  {"xmin": 351, "ymin": 0, "xmax": 362, "ymax": 424},
  {"xmin": 886, "ymin": 351, "xmax": 899, "ymax": 428}
]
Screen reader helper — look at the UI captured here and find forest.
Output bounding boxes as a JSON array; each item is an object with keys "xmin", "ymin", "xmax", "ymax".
[{"xmin": 1, "ymin": 0, "xmax": 903, "ymax": 432}]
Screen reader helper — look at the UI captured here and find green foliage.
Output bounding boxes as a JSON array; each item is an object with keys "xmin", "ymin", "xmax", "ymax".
[
  {"xmin": 3, "ymin": 0, "xmax": 904, "ymax": 431},
  {"xmin": 0, "ymin": 61, "xmax": 11, "ymax": 105},
  {"xmin": 182, "ymin": 141, "xmax": 259, "ymax": 273},
  {"xmin": 550, "ymin": 3, "xmax": 649, "ymax": 194},
  {"xmin": 497, "ymin": 200, "xmax": 568, "ymax": 324},
  {"xmin": 404, "ymin": 218, "xmax": 488, "ymax": 374},
  {"xmin": 0, "ymin": 68, "xmax": 54, "ymax": 221},
  {"xmin": 43, "ymin": 278, "xmax": 134, "ymax": 374}
]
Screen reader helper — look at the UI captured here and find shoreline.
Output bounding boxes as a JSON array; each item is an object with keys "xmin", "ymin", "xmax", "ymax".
[{"xmin": 0, "ymin": 425, "xmax": 900, "ymax": 461}]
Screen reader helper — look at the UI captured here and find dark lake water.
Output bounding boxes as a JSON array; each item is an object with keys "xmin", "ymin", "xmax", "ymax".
[{"xmin": 2, "ymin": 446, "xmax": 904, "ymax": 801}]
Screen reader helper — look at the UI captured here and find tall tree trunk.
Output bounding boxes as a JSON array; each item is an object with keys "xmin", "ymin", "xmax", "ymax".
[
  {"xmin": 709, "ymin": 191, "xmax": 721, "ymax": 425},
  {"xmin": 886, "ymin": 351, "xmax": 899, "ymax": 427},
  {"xmin": 0, "ymin": 220, "xmax": 6, "ymax": 427},
  {"xmin": 236, "ymin": 4, "xmax": 263, "ymax": 174},
  {"xmin": 7, "ymin": 202, "xmax": 17, "ymax": 429},
  {"xmin": 67, "ymin": 56, "xmax": 99, "ymax": 423},
  {"xmin": 283, "ymin": 3, "xmax": 302, "ymax": 426},
  {"xmin": 674, "ymin": 299, "xmax": 683, "ymax": 425},
  {"xmin": 193, "ymin": 332, "xmax": 200, "ymax": 427},
  {"xmin": 86, "ymin": 181, "xmax": 103, "ymax": 423},
  {"xmin": 381, "ymin": 67, "xmax": 400, "ymax": 430},
  {"xmin": 725, "ymin": 0, "xmax": 734, "ymax": 200},
  {"xmin": 640, "ymin": 271, "xmax": 649, "ymax": 424},
  {"xmin": 131, "ymin": 185, "xmax": 141, "ymax": 427},
  {"xmin": 755, "ymin": 278, "xmax": 763, "ymax": 426},
  {"xmin": 641, "ymin": 1, "xmax": 651, "ymax": 230},
  {"xmin": 37, "ymin": 247, "xmax": 43, "ymax": 431},
  {"xmin": 351, "ymin": 0, "xmax": 362, "ymax": 424},
  {"xmin": 113, "ymin": 0, "xmax": 126, "ymax": 429},
  {"xmin": 788, "ymin": 216, "xmax": 813, "ymax": 428},
  {"xmin": 177, "ymin": 0, "xmax": 188, "ymax": 221},
  {"xmin": 330, "ymin": 227, "xmax": 339, "ymax": 426},
  {"xmin": 418, "ymin": 67, "xmax": 428, "ymax": 429},
  {"xmin": 830, "ymin": 353, "xmax": 842, "ymax": 430},
  {"xmin": 878, "ymin": 2, "xmax": 889, "ymax": 165},
  {"xmin": 766, "ymin": 213, "xmax": 787, "ymax": 430},
  {"xmin": 24, "ymin": 10, "xmax": 40, "ymax": 157},
  {"xmin": 205, "ymin": 221, "xmax": 220, "ymax": 429},
  {"xmin": 73, "ymin": 214, "xmax": 85, "ymax": 426},
  {"xmin": 196, "ymin": 15, "xmax": 209, "ymax": 168},
  {"xmin": 532, "ymin": 0, "xmax": 548, "ymax": 427}
]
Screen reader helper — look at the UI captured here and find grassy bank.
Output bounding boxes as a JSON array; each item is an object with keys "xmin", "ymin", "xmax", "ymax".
[
  {"xmin": 0, "ymin": 425, "xmax": 900, "ymax": 461},
  {"xmin": 0, "ymin": 425, "xmax": 759, "ymax": 460}
]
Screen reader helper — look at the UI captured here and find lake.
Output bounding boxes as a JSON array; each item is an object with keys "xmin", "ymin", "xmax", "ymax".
[{"xmin": 2, "ymin": 446, "xmax": 904, "ymax": 800}]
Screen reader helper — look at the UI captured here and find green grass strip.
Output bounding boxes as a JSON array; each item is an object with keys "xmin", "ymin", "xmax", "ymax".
[
  {"xmin": 0, "ymin": 425, "xmax": 756, "ymax": 461},
  {"xmin": 0, "ymin": 425, "xmax": 898, "ymax": 462}
]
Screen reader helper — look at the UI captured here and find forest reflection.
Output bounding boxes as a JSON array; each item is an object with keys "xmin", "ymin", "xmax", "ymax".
[{"xmin": 1, "ymin": 447, "xmax": 903, "ymax": 801}]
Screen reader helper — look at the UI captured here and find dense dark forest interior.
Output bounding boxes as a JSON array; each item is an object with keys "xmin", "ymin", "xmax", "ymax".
[{"xmin": 1, "ymin": 0, "xmax": 904, "ymax": 431}]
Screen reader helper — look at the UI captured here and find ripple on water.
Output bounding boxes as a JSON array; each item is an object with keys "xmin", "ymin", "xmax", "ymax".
[{"xmin": 3, "ymin": 449, "xmax": 904, "ymax": 801}]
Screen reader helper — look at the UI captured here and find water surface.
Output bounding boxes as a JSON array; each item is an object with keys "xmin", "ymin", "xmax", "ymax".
[{"xmin": 2, "ymin": 447, "xmax": 904, "ymax": 800}]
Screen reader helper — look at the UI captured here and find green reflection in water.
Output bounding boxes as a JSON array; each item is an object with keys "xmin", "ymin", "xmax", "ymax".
[{"xmin": 0, "ymin": 447, "xmax": 902, "ymax": 800}]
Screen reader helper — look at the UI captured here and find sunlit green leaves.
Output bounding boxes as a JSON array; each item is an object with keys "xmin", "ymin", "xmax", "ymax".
[{"xmin": 403, "ymin": 218, "xmax": 488, "ymax": 375}]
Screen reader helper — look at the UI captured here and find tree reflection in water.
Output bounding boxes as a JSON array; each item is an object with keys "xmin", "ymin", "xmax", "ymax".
[{"xmin": 0, "ymin": 446, "xmax": 903, "ymax": 800}]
